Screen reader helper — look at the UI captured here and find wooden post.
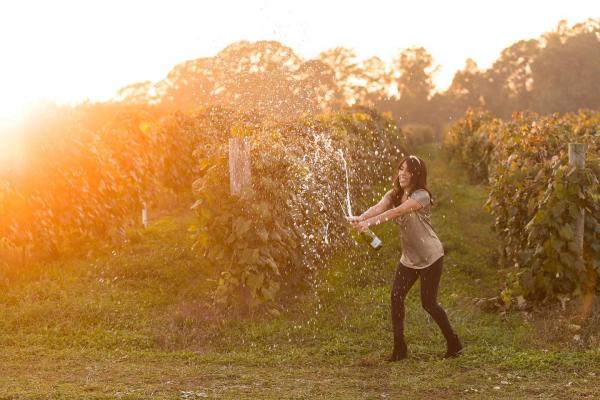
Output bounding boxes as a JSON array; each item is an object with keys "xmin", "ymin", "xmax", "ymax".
[
  {"xmin": 568, "ymin": 143, "xmax": 586, "ymax": 258},
  {"xmin": 229, "ymin": 138, "xmax": 252, "ymax": 195}
]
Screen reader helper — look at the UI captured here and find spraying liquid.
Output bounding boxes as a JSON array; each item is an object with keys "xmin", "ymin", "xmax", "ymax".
[
  {"xmin": 338, "ymin": 149, "xmax": 353, "ymax": 218},
  {"xmin": 338, "ymin": 149, "xmax": 383, "ymax": 250}
]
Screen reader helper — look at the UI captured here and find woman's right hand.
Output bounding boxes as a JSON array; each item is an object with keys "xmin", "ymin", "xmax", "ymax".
[{"xmin": 347, "ymin": 216, "xmax": 363, "ymax": 230}]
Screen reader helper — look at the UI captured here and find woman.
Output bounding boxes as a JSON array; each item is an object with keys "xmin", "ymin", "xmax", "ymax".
[{"xmin": 349, "ymin": 155, "xmax": 462, "ymax": 361}]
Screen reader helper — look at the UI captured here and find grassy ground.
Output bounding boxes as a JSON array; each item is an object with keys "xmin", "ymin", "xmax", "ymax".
[{"xmin": 1, "ymin": 143, "xmax": 599, "ymax": 399}]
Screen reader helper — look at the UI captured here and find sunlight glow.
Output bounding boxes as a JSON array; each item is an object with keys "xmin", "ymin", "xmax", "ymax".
[{"xmin": 0, "ymin": 0, "xmax": 597, "ymax": 120}]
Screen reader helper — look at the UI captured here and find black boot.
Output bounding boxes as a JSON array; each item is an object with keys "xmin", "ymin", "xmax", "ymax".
[
  {"xmin": 386, "ymin": 338, "xmax": 407, "ymax": 362},
  {"xmin": 444, "ymin": 333, "xmax": 463, "ymax": 359}
]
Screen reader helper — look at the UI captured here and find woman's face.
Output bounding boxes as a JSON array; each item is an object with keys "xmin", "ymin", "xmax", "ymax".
[{"xmin": 398, "ymin": 162, "xmax": 412, "ymax": 189}]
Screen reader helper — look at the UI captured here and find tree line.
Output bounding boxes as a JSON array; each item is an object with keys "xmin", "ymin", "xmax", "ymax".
[{"xmin": 114, "ymin": 18, "xmax": 599, "ymax": 132}]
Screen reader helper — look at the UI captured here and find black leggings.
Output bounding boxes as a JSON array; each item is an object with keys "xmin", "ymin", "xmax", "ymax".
[{"xmin": 390, "ymin": 256, "xmax": 456, "ymax": 343}]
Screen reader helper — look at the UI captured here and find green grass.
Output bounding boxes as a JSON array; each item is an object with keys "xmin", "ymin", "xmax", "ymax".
[{"xmin": 1, "ymin": 143, "xmax": 599, "ymax": 399}]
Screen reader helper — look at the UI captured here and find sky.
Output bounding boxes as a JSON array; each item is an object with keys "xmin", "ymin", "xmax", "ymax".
[{"xmin": 0, "ymin": 0, "xmax": 598, "ymax": 125}]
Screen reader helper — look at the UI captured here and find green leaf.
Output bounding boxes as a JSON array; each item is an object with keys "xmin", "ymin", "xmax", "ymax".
[
  {"xmin": 558, "ymin": 225, "xmax": 574, "ymax": 240},
  {"xmin": 263, "ymin": 256, "xmax": 280, "ymax": 275},
  {"xmin": 207, "ymin": 246, "xmax": 225, "ymax": 261},
  {"xmin": 270, "ymin": 231, "xmax": 282, "ymax": 242},
  {"xmin": 190, "ymin": 199, "xmax": 203, "ymax": 210},
  {"xmin": 568, "ymin": 204, "xmax": 582, "ymax": 219},
  {"xmin": 256, "ymin": 226, "xmax": 269, "ymax": 242},
  {"xmin": 194, "ymin": 231, "xmax": 209, "ymax": 249},
  {"xmin": 246, "ymin": 271, "xmax": 264, "ymax": 290},
  {"xmin": 260, "ymin": 285, "xmax": 276, "ymax": 301},
  {"xmin": 236, "ymin": 217, "xmax": 253, "ymax": 236},
  {"xmin": 559, "ymin": 251, "xmax": 574, "ymax": 266},
  {"xmin": 551, "ymin": 202, "xmax": 565, "ymax": 217},
  {"xmin": 550, "ymin": 236, "xmax": 564, "ymax": 253},
  {"xmin": 267, "ymin": 307, "xmax": 280, "ymax": 317}
]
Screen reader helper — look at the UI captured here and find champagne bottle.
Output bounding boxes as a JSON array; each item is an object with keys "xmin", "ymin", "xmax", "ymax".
[
  {"xmin": 347, "ymin": 215, "xmax": 383, "ymax": 250},
  {"xmin": 359, "ymin": 228, "xmax": 383, "ymax": 250}
]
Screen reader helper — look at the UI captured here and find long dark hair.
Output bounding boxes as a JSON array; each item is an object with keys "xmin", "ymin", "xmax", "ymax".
[{"xmin": 389, "ymin": 155, "xmax": 433, "ymax": 207}]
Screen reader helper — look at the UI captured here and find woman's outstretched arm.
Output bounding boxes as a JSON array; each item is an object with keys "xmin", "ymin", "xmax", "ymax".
[
  {"xmin": 359, "ymin": 198, "xmax": 423, "ymax": 229},
  {"xmin": 354, "ymin": 191, "xmax": 393, "ymax": 221}
]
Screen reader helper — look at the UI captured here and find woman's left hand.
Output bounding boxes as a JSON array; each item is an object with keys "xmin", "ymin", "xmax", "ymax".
[
  {"xmin": 354, "ymin": 220, "xmax": 368, "ymax": 232},
  {"xmin": 346, "ymin": 216, "xmax": 361, "ymax": 223}
]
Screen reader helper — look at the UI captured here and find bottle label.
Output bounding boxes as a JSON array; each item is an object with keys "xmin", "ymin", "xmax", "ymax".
[{"xmin": 371, "ymin": 237, "xmax": 382, "ymax": 248}]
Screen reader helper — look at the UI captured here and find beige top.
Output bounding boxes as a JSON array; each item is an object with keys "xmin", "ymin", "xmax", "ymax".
[{"xmin": 384, "ymin": 189, "xmax": 444, "ymax": 269}]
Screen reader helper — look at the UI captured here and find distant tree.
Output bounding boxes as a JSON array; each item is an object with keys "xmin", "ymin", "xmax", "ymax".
[
  {"xmin": 531, "ymin": 19, "xmax": 600, "ymax": 114},
  {"xmin": 295, "ymin": 59, "xmax": 338, "ymax": 113},
  {"xmin": 155, "ymin": 40, "xmax": 313, "ymax": 117},
  {"xmin": 211, "ymin": 40, "xmax": 305, "ymax": 117},
  {"xmin": 393, "ymin": 47, "xmax": 437, "ymax": 101},
  {"xmin": 115, "ymin": 81, "xmax": 158, "ymax": 105},
  {"xmin": 446, "ymin": 59, "xmax": 485, "ymax": 111},
  {"xmin": 158, "ymin": 57, "xmax": 218, "ymax": 112},
  {"xmin": 354, "ymin": 56, "xmax": 392, "ymax": 107},
  {"xmin": 440, "ymin": 18, "xmax": 600, "ymax": 120},
  {"xmin": 485, "ymin": 39, "xmax": 539, "ymax": 116},
  {"xmin": 390, "ymin": 47, "xmax": 438, "ymax": 123},
  {"xmin": 318, "ymin": 47, "xmax": 362, "ymax": 107}
]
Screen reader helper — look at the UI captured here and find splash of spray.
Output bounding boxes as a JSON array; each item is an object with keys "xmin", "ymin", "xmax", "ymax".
[{"xmin": 337, "ymin": 149, "xmax": 353, "ymax": 218}]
